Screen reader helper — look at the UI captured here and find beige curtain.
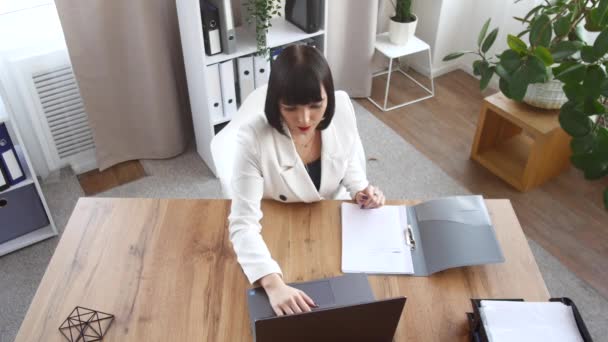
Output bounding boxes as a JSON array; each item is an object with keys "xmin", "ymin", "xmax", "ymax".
[{"xmin": 55, "ymin": 0, "xmax": 191, "ymax": 170}]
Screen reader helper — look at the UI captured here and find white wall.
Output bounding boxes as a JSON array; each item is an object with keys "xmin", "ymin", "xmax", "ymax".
[
  {"xmin": 374, "ymin": 0, "xmax": 544, "ymax": 79},
  {"xmin": 0, "ymin": 3, "xmax": 67, "ymax": 178}
]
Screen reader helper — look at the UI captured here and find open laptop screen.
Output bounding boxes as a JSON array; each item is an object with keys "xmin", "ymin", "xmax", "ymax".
[{"xmin": 254, "ymin": 297, "xmax": 406, "ymax": 342}]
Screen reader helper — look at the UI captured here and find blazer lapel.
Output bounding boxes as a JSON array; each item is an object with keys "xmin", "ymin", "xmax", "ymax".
[
  {"xmin": 319, "ymin": 122, "xmax": 345, "ymax": 197},
  {"xmin": 273, "ymin": 125, "xmax": 321, "ymax": 203}
]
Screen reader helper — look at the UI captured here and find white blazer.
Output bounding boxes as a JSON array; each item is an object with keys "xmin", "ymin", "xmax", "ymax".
[{"xmin": 228, "ymin": 91, "xmax": 369, "ymax": 283}]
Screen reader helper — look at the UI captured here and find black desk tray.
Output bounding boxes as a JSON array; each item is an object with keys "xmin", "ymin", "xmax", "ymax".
[{"xmin": 466, "ymin": 297, "xmax": 593, "ymax": 342}]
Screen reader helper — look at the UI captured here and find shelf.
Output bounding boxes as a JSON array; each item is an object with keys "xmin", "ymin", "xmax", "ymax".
[
  {"xmin": 474, "ymin": 134, "xmax": 534, "ymax": 189},
  {"xmin": 0, "ymin": 145, "xmax": 35, "ymax": 195},
  {"xmin": 0, "ymin": 224, "xmax": 57, "ymax": 256},
  {"xmin": 205, "ymin": 18, "xmax": 324, "ymax": 65}
]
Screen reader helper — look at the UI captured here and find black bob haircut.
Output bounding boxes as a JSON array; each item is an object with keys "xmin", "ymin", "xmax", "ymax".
[{"xmin": 264, "ymin": 44, "xmax": 335, "ymax": 135}]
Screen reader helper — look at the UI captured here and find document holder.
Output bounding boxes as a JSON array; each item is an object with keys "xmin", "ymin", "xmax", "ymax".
[
  {"xmin": 403, "ymin": 195, "xmax": 504, "ymax": 276},
  {"xmin": 467, "ymin": 298, "xmax": 593, "ymax": 342}
]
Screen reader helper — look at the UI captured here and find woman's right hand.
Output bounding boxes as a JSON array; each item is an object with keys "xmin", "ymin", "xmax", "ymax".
[{"xmin": 260, "ymin": 273, "xmax": 317, "ymax": 316}]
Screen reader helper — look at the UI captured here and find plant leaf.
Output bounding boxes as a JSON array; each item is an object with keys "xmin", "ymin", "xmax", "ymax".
[
  {"xmin": 524, "ymin": 4, "xmax": 544, "ymax": 23},
  {"xmin": 499, "ymin": 78, "xmax": 513, "ymax": 98},
  {"xmin": 529, "ymin": 14, "xmax": 552, "ymax": 47},
  {"xmin": 559, "ymin": 101, "xmax": 593, "ymax": 137},
  {"xmin": 517, "ymin": 29, "xmax": 531, "ymax": 38},
  {"xmin": 555, "ymin": 63, "xmax": 586, "ymax": 84},
  {"xmin": 551, "ymin": 41, "xmax": 583, "ymax": 60},
  {"xmin": 478, "ymin": 18, "xmax": 491, "ymax": 47},
  {"xmin": 482, "ymin": 28, "xmax": 499, "ymax": 53},
  {"xmin": 570, "ymin": 152, "xmax": 608, "ymax": 179},
  {"xmin": 534, "ymin": 46, "xmax": 554, "ymax": 66},
  {"xmin": 594, "ymin": 27, "xmax": 608, "ymax": 58},
  {"xmin": 553, "ymin": 15, "xmax": 571, "ymax": 37},
  {"xmin": 480, "ymin": 64, "xmax": 494, "ymax": 90},
  {"xmin": 495, "ymin": 64, "xmax": 511, "ymax": 81},
  {"xmin": 583, "ymin": 65, "xmax": 606, "ymax": 100},
  {"xmin": 571, "ymin": 134, "xmax": 596, "ymax": 154},
  {"xmin": 581, "ymin": 46, "xmax": 599, "ymax": 63},
  {"xmin": 500, "ymin": 49, "xmax": 523, "ymax": 72},
  {"xmin": 443, "ymin": 52, "xmax": 465, "ymax": 61},
  {"xmin": 563, "ymin": 83, "xmax": 586, "ymax": 102},
  {"xmin": 527, "ymin": 55, "xmax": 549, "ymax": 83},
  {"xmin": 509, "ymin": 68, "xmax": 529, "ymax": 101},
  {"xmin": 473, "ymin": 60, "xmax": 483, "ymax": 76},
  {"xmin": 583, "ymin": 98, "xmax": 607, "ymax": 115},
  {"xmin": 507, "ymin": 34, "xmax": 528, "ymax": 54}
]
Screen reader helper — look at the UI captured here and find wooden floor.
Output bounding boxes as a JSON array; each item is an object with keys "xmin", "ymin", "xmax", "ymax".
[
  {"xmin": 357, "ymin": 69, "xmax": 608, "ymax": 299},
  {"xmin": 77, "ymin": 160, "xmax": 146, "ymax": 196}
]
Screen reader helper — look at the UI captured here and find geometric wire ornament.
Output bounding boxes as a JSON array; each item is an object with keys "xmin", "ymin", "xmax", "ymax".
[{"xmin": 58, "ymin": 307, "xmax": 114, "ymax": 342}]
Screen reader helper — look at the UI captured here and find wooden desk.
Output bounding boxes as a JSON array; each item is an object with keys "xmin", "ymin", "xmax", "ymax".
[{"xmin": 16, "ymin": 198, "xmax": 549, "ymax": 341}]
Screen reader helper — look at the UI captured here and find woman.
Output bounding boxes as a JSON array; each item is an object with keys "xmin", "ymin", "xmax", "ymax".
[{"xmin": 229, "ymin": 44, "xmax": 385, "ymax": 316}]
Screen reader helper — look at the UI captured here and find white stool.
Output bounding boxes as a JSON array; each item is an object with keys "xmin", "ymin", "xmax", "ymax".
[{"xmin": 368, "ymin": 33, "xmax": 435, "ymax": 112}]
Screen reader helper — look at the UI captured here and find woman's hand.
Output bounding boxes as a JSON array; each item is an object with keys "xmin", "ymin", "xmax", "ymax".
[
  {"xmin": 355, "ymin": 185, "xmax": 386, "ymax": 209},
  {"xmin": 260, "ymin": 273, "xmax": 316, "ymax": 316}
]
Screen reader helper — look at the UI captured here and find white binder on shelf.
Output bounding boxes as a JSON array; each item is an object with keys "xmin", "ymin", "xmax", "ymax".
[
  {"xmin": 237, "ymin": 55, "xmax": 255, "ymax": 104},
  {"xmin": 205, "ymin": 63, "xmax": 224, "ymax": 123},
  {"xmin": 208, "ymin": 0, "xmax": 236, "ymax": 53},
  {"xmin": 253, "ymin": 55, "xmax": 270, "ymax": 88},
  {"xmin": 219, "ymin": 60, "xmax": 237, "ymax": 119}
]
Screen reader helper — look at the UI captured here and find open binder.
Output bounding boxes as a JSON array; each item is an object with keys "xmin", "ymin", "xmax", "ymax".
[{"xmin": 341, "ymin": 195, "xmax": 505, "ymax": 276}]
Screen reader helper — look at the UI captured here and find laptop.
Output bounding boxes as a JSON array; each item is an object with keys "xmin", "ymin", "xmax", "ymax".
[{"xmin": 247, "ymin": 273, "xmax": 406, "ymax": 342}]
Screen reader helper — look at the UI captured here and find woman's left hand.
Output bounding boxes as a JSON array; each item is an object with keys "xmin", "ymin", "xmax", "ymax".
[{"xmin": 355, "ymin": 185, "xmax": 385, "ymax": 209}]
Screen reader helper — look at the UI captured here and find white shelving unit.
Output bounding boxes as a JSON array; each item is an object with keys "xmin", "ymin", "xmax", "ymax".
[
  {"xmin": 0, "ymin": 106, "xmax": 58, "ymax": 256},
  {"xmin": 176, "ymin": 0, "xmax": 328, "ymax": 175}
]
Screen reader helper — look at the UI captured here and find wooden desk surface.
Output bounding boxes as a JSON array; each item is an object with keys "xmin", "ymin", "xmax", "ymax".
[{"xmin": 15, "ymin": 198, "xmax": 549, "ymax": 342}]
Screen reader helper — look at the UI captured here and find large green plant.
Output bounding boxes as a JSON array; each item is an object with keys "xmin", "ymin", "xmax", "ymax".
[
  {"xmin": 245, "ymin": 0, "xmax": 282, "ymax": 57},
  {"xmin": 391, "ymin": 0, "xmax": 416, "ymax": 23},
  {"xmin": 444, "ymin": 0, "xmax": 608, "ymax": 209}
]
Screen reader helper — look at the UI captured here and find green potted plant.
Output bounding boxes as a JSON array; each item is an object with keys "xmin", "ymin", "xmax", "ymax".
[
  {"xmin": 244, "ymin": 0, "xmax": 282, "ymax": 57},
  {"xmin": 389, "ymin": 0, "xmax": 417, "ymax": 45},
  {"xmin": 444, "ymin": 0, "xmax": 608, "ymax": 209}
]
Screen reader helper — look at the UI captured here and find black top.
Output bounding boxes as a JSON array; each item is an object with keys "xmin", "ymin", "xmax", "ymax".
[{"xmin": 305, "ymin": 158, "xmax": 322, "ymax": 191}]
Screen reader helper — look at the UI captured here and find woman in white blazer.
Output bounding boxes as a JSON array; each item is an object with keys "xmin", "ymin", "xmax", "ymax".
[{"xmin": 229, "ymin": 45, "xmax": 385, "ymax": 316}]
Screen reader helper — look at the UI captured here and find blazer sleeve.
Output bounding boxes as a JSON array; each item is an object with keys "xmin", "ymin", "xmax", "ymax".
[
  {"xmin": 338, "ymin": 92, "xmax": 369, "ymax": 198},
  {"xmin": 228, "ymin": 125, "xmax": 282, "ymax": 284}
]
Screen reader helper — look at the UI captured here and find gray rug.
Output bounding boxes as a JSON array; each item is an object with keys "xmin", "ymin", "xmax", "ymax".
[{"xmin": 0, "ymin": 101, "xmax": 606, "ymax": 341}]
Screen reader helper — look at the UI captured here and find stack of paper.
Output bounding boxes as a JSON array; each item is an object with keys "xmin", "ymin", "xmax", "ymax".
[
  {"xmin": 341, "ymin": 203, "xmax": 414, "ymax": 274},
  {"xmin": 480, "ymin": 300, "xmax": 583, "ymax": 342}
]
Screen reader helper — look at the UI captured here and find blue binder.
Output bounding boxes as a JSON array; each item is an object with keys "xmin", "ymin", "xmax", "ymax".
[{"xmin": 0, "ymin": 123, "xmax": 26, "ymax": 185}]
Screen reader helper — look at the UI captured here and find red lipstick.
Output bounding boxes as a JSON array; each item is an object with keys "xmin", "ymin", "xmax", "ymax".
[{"xmin": 298, "ymin": 126, "xmax": 311, "ymax": 131}]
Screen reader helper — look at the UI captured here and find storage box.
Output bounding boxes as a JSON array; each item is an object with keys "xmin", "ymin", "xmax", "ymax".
[{"xmin": 0, "ymin": 184, "xmax": 50, "ymax": 244}]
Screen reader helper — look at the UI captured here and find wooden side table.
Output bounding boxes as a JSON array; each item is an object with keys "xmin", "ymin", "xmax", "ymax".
[{"xmin": 471, "ymin": 93, "xmax": 571, "ymax": 191}]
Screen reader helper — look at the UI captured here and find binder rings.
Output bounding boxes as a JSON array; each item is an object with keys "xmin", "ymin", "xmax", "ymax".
[
  {"xmin": 205, "ymin": 64, "xmax": 224, "ymax": 123},
  {"xmin": 219, "ymin": 60, "xmax": 237, "ymax": 119},
  {"xmin": 253, "ymin": 55, "xmax": 270, "ymax": 88},
  {"xmin": 0, "ymin": 123, "xmax": 25, "ymax": 185},
  {"xmin": 208, "ymin": 0, "xmax": 236, "ymax": 53},
  {"xmin": 201, "ymin": 1, "xmax": 222, "ymax": 55},
  {"xmin": 237, "ymin": 56, "xmax": 255, "ymax": 104},
  {"xmin": 341, "ymin": 195, "xmax": 505, "ymax": 276}
]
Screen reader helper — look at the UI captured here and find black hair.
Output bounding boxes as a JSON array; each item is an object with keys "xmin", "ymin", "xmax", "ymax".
[{"xmin": 264, "ymin": 44, "xmax": 335, "ymax": 135}]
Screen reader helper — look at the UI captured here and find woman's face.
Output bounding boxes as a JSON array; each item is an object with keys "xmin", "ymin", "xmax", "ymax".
[{"xmin": 279, "ymin": 85, "xmax": 327, "ymax": 137}]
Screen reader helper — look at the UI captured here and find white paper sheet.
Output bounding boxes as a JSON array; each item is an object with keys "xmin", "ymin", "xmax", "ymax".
[
  {"xmin": 480, "ymin": 301, "xmax": 584, "ymax": 342},
  {"xmin": 341, "ymin": 203, "xmax": 414, "ymax": 274}
]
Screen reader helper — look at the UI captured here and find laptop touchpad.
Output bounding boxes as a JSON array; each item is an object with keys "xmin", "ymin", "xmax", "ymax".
[{"xmin": 293, "ymin": 280, "xmax": 335, "ymax": 306}]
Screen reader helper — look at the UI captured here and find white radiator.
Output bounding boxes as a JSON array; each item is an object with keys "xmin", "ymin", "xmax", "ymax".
[
  {"xmin": 6, "ymin": 49, "xmax": 97, "ymax": 175},
  {"xmin": 32, "ymin": 65, "xmax": 95, "ymax": 160}
]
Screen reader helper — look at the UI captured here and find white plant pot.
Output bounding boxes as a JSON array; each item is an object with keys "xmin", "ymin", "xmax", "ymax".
[
  {"xmin": 389, "ymin": 15, "xmax": 418, "ymax": 46},
  {"xmin": 522, "ymin": 79, "xmax": 568, "ymax": 110}
]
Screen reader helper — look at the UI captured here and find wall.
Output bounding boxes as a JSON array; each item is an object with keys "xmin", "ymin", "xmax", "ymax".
[{"xmin": 0, "ymin": 2, "xmax": 67, "ymax": 178}]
